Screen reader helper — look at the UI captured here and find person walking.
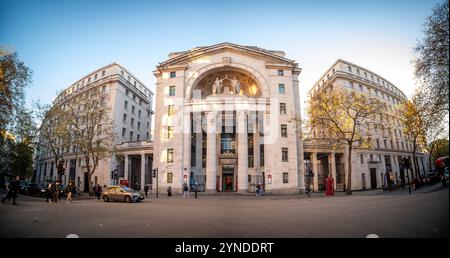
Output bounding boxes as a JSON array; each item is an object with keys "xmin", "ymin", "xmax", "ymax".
[
  {"xmin": 52, "ymin": 182, "xmax": 59, "ymax": 204},
  {"xmin": 305, "ymin": 183, "xmax": 313, "ymax": 200},
  {"xmin": 95, "ymin": 184, "xmax": 102, "ymax": 200},
  {"xmin": 256, "ymin": 184, "xmax": 261, "ymax": 197},
  {"xmin": 167, "ymin": 186, "xmax": 172, "ymax": 197},
  {"xmin": 2, "ymin": 176, "xmax": 19, "ymax": 205},
  {"xmin": 182, "ymin": 183, "xmax": 189, "ymax": 198},
  {"xmin": 66, "ymin": 181, "xmax": 73, "ymax": 203},
  {"xmin": 144, "ymin": 185, "xmax": 149, "ymax": 198},
  {"xmin": 46, "ymin": 182, "xmax": 53, "ymax": 203}
]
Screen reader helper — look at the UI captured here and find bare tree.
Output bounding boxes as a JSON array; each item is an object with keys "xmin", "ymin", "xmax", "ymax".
[
  {"xmin": 414, "ymin": 0, "xmax": 449, "ymax": 114},
  {"xmin": 307, "ymin": 88, "xmax": 384, "ymax": 194},
  {"xmin": 65, "ymin": 87, "xmax": 115, "ymax": 194}
]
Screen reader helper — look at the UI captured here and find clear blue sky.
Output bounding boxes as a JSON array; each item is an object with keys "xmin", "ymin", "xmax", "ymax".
[{"xmin": 0, "ymin": 0, "xmax": 441, "ymax": 114}]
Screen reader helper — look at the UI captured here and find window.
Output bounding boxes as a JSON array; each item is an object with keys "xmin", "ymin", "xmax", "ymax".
[
  {"xmin": 349, "ymin": 81, "xmax": 354, "ymax": 88},
  {"xmin": 124, "ymin": 100, "xmax": 128, "ymax": 109},
  {"xmin": 278, "ymin": 70, "xmax": 284, "ymax": 76},
  {"xmin": 148, "ymin": 110, "xmax": 151, "ymax": 118},
  {"xmin": 167, "ymin": 173, "xmax": 173, "ymax": 183},
  {"xmin": 134, "ymin": 81, "xmax": 137, "ymax": 86},
  {"xmin": 359, "ymin": 84, "xmax": 363, "ymax": 91},
  {"xmin": 278, "ymin": 84, "xmax": 285, "ymax": 94},
  {"xmin": 102, "ymin": 86, "xmax": 106, "ymax": 92},
  {"xmin": 283, "ymin": 172, "xmax": 289, "ymax": 184},
  {"xmin": 384, "ymin": 140, "xmax": 387, "ymax": 148},
  {"xmin": 102, "ymin": 70, "xmax": 106, "ymax": 77},
  {"xmin": 133, "ymin": 94, "xmax": 136, "ymax": 101},
  {"xmin": 167, "ymin": 149, "xmax": 174, "ymax": 162},
  {"xmin": 130, "ymin": 131, "xmax": 134, "ymax": 141},
  {"xmin": 122, "ymin": 127, "xmax": 126, "ymax": 137},
  {"xmin": 168, "ymin": 105, "xmax": 175, "ymax": 116},
  {"xmin": 123, "ymin": 114, "xmax": 127, "ymax": 123},
  {"xmin": 376, "ymin": 139, "xmax": 380, "ymax": 149},
  {"xmin": 138, "ymin": 109, "xmax": 141, "ymax": 118},
  {"xmin": 364, "ymin": 72, "xmax": 367, "ymax": 78},
  {"xmin": 146, "ymin": 132, "xmax": 149, "ymax": 140},
  {"xmin": 332, "ymin": 68, "xmax": 335, "ymax": 73},
  {"xmin": 88, "ymin": 77, "xmax": 91, "ymax": 83},
  {"xmin": 282, "ymin": 148, "xmax": 288, "ymax": 162},
  {"xmin": 128, "ymin": 76, "xmax": 131, "ymax": 82},
  {"xmin": 169, "ymin": 86, "xmax": 176, "ymax": 96},
  {"xmin": 281, "ymin": 124, "xmax": 287, "ymax": 138},
  {"xmin": 121, "ymin": 70, "xmax": 124, "ymax": 76},
  {"xmin": 360, "ymin": 154, "xmax": 364, "ymax": 164},
  {"xmin": 139, "ymin": 99, "xmax": 142, "ymax": 105},
  {"xmin": 137, "ymin": 134, "xmax": 140, "ymax": 141},
  {"xmin": 137, "ymin": 122, "xmax": 141, "ymax": 130},
  {"xmin": 170, "ymin": 71, "xmax": 176, "ymax": 78},
  {"xmin": 147, "ymin": 121, "xmax": 149, "ymax": 129},
  {"xmin": 132, "ymin": 105, "xmax": 135, "ymax": 114},
  {"xmin": 370, "ymin": 154, "xmax": 373, "ymax": 162},
  {"xmin": 280, "ymin": 103, "xmax": 286, "ymax": 114},
  {"xmin": 131, "ymin": 118, "xmax": 134, "ymax": 127},
  {"xmin": 167, "ymin": 126, "xmax": 174, "ymax": 139},
  {"xmin": 356, "ymin": 69, "xmax": 360, "ymax": 75},
  {"xmin": 348, "ymin": 66, "xmax": 352, "ymax": 72},
  {"xmin": 94, "ymin": 74, "xmax": 98, "ymax": 80},
  {"xmin": 126, "ymin": 89, "xmax": 129, "ymax": 96}
]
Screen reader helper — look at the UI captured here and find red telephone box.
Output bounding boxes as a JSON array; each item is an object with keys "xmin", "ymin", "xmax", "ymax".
[{"xmin": 326, "ymin": 176, "xmax": 335, "ymax": 196}]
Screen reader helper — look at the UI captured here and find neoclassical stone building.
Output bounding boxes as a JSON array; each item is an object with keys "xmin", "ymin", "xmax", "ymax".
[
  {"xmin": 304, "ymin": 59, "xmax": 429, "ymax": 192},
  {"xmin": 153, "ymin": 42, "xmax": 305, "ymax": 193},
  {"xmin": 36, "ymin": 63, "xmax": 155, "ymax": 192}
]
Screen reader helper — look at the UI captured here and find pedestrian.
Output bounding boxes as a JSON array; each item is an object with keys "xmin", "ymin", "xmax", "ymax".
[
  {"xmin": 167, "ymin": 186, "xmax": 172, "ymax": 197},
  {"xmin": 96, "ymin": 184, "xmax": 102, "ymax": 200},
  {"xmin": 46, "ymin": 182, "xmax": 52, "ymax": 203},
  {"xmin": 256, "ymin": 184, "xmax": 261, "ymax": 197},
  {"xmin": 305, "ymin": 183, "xmax": 312, "ymax": 199},
  {"xmin": 144, "ymin": 185, "xmax": 149, "ymax": 198},
  {"xmin": 2, "ymin": 176, "xmax": 19, "ymax": 205},
  {"xmin": 52, "ymin": 182, "xmax": 59, "ymax": 204},
  {"xmin": 66, "ymin": 181, "xmax": 73, "ymax": 203},
  {"xmin": 182, "ymin": 183, "xmax": 189, "ymax": 198}
]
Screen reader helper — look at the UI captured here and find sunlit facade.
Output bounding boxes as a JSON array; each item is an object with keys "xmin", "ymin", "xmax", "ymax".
[{"xmin": 304, "ymin": 59, "xmax": 429, "ymax": 191}]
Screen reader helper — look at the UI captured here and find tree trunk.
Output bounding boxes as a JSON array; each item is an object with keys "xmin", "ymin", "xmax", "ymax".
[
  {"xmin": 346, "ymin": 144, "xmax": 352, "ymax": 195},
  {"xmin": 85, "ymin": 157, "xmax": 94, "ymax": 195}
]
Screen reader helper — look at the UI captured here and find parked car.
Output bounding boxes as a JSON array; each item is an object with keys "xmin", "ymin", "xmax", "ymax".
[
  {"xmin": 27, "ymin": 183, "xmax": 47, "ymax": 197},
  {"xmin": 101, "ymin": 186, "xmax": 144, "ymax": 203},
  {"xmin": 18, "ymin": 181, "xmax": 30, "ymax": 195}
]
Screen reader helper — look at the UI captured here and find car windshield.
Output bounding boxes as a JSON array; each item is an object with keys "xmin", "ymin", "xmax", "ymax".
[{"xmin": 121, "ymin": 187, "xmax": 136, "ymax": 193}]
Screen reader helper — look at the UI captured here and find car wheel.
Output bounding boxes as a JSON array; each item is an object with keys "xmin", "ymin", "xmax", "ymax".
[
  {"xmin": 103, "ymin": 195, "xmax": 109, "ymax": 202},
  {"xmin": 125, "ymin": 196, "xmax": 132, "ymax": 203}
]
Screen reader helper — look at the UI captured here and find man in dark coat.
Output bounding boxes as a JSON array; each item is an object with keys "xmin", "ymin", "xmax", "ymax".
[{"xmin": 2, "ymin": 176, "xmax": 20, "ymax": 205}]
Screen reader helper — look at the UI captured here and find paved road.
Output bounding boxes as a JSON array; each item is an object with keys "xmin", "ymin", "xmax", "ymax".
[{"xmin": 0, "ymin": 185, "xmax": 448, "ymax": 238}]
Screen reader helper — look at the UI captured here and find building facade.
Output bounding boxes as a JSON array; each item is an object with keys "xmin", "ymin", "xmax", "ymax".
[
  {"xmin": 153, "ymin": 42, "xmax": 305, "ymax": 193},
  {"xmin": 36, "ymin": 63, "xmax": 154, "ymax": 192},
  {"xmin": 304, "ymin": 59, "xmax": 429, "ymax": 192}
]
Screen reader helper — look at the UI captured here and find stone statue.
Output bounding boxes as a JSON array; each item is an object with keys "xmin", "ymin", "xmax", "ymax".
[
  {"xmin": 231, "ymin": 77, "xmax": 241, "ymax": 94},
  {"xmin": 212, "ymin": 77, "xmax": 222, "ymax": 95}
]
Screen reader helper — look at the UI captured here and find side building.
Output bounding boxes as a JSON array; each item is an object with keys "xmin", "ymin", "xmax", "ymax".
[
  {"xmin": 304, "ymin": 59, "xmax": 429, "ymax": 192},
  {"xmin": 35, "ymin": 63, "xmax": 155, "ymax": 192}
]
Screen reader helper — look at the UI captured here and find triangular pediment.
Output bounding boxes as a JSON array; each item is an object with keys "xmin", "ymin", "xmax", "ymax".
[{"xmin": 157, "ymin": 42, "xmax": 296, "ymax": 68}]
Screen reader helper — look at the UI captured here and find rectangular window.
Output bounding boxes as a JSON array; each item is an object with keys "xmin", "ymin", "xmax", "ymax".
[
  {"xmin": 121, "ymin": 70, "xmax": 124, "ymax": 76},
  {"xmin": 124, "ymin": 100, "xmax": 128, "ymax": 109},
  {"xmin": 167, "ymin": 149, "xmax": 174, "ymax": 162},
  {"xmin": 131, "ymin": 118, "xmax": 134, "ymax": 127},
  {"xmin": 126, "ymin": 89, "xmax": 129, "ymax": 96},
  {"xmin": 128, "ymin": 76, "xmax": 131, "ymax": 82},
  {"xmin": 138, "ymin": 109, "xmax": 141, "ymax": 118},
  {"xmin": 370, "ymin": 154, "xmax": 373, "ymax": 162},
  {"xmin": 360, "ymin": 154, "xmax": 364, "ymax": 164},
  {"xmin": 376, "ymin": 139, "xmax": 380, "ymax": 149},
  {"xmin": 147, "ymin": 121, "xmax": 149, "ymax": 129},
  {"xmin": 123, "ymin": 114, "xmax": 127, "ymax": 123},
  {"xmin": 102, "ymin": 86, "xmax": 106, "ymax": 92},
  {"xmin": 168, "ymin": 126, "xmax": 174, "ymax": 139},
  {"xmin": 137, "ymin": 134, "xmax": 140, "ymax": 141},
  {"xmin": 146, "ymin": 132, "xmax": 149, "ymax": 140},
  {"xmin": 359, "ymin": 84, "xmax": 363, "ymax": 91},
  {"xmin": 283, "ymin": 172, "xmax": 289, "ymax": 184},
  {"xmin": 278, "ymin": 70, "xmax": 284, "ymax": 76},
  {"xmin": 384, "ymin": 140, "xmax": 387, "ymax": 148},
  {"xmin": 281, "ymin": 124, "xmax": 287, "ymax": 138},
  {"xmin": 167, "ymin": 173, "xmax": 173, "ymax": 184},
  {"xmin": 94, "ymin": 74, "xmax": 98, "ymax": 80},
  {"xmin": 332, "ymin": 68, "xmax": 335, "ymax": 73},
  {"xmin": 356, "ymin": 69, "xmax": 360, "ymax": 75},
  {"xmin": 102, "ymin": 70, "xmax": 106, "ymax": 77},
  {"xmin": 169, "ymin": 86, "xmax": 176, "ymax": 96},
  {"xmin": 170, "ymin": 71, "xmax": 176, "ymax": 78},
  {"xmin": 348, "ymin": 66, "xmax": 352, "ymax": 72},
  {"xmin": 282, "ymin": 148, "xmax": 288, "ymax": 162},
  {"xmin": 122, "ymin": 127, "xmax": 126, "ymax": 137},
  {"xmin": 168, "ymin": 105, "xmax": 175, "ymax": 116},
  {"xmin": 137, "ymin": 122, "xmax": 140, "ymax": 130},
  {"xmin": 280, "ymin": 103, "xmax": 286, "ymax": 114},
  {"xmin": 278, "ymin": 84, "xmax": 285, "ymax": 94},
  {"xmin": 132, "ymin": 105, "xmax": 135, "ymax": 114},
  {"xmin": 349, "ymin": 81, "xmax": 354, "ymax": 88},
  {"xmin": 130, "ymin": 131, "xmax": 134, "ymax": 141}
]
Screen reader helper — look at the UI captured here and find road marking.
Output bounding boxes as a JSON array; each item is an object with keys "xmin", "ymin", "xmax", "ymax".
[
  {"xmin": 366, "ymin": 234, "xmax": 380, "ymax": 238},
  {"xmin": 66, "ymin": 234, "xmax": 79, "ymax": 238}
]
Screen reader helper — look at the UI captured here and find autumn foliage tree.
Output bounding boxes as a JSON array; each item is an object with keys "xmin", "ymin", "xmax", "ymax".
[{"xmin": 307, "ymin": 87, "xmax": 384, "ymax": 194}]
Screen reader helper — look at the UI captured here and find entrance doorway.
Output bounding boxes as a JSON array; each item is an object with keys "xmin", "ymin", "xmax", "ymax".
[
  {"xmin": 222, "ymin": 164, "xmax": 234, "ymax": 191},
  {"xmin": 84, "ymin": 172, "xmax": 89, "ymax": 192},
  {"xmin": 370, "ymin": 168, "xmax": 377, "ymax": 189}
]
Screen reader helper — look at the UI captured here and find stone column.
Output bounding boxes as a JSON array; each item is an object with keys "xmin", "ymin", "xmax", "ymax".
[
  {"xmin": 237, "ymin": 111, "xmax": 248, "ymax": 192},
  {"xmin": 205, "ymin": 112, "xmax": 217, "ymax": 192},
  {"xmin": 182, "ymin": 112, "xmax": 191, "ymax": 186},
  {"xmin": 253, "ymin": 119, "xmax": 260, "ymax": 178},
  {"xmin": 329, "ymin": 152, "xmax": 337, "ymax": 189},
  {"xmin": 311, "ymin": 152, "xmax": 318, "ymax": 191},
  {"xmin": 140, "ymin": 153, "xmax": 146, "ymax": 191},
  {"xmin": 124, "ymin": 154, "xmax": 129, "ymax": 181},
  {"xmin": 195, "ymin": 115, "xmax": 203, "ymax": 173}
]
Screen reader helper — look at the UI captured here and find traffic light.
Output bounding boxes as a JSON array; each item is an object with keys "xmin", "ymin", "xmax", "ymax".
[{"xmin": 152, "ymin": 168, "xmax": 158, "ymax": 178}]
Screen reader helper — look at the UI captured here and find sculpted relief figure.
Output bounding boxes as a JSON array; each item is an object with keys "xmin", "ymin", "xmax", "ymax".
[
  {"xmin": 231, "ymin": 77, "xmax": 241, "ymax": 94},
  {"xmin": 212, "ymin": 77, "xmax": 222, "ymax": 95}
]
